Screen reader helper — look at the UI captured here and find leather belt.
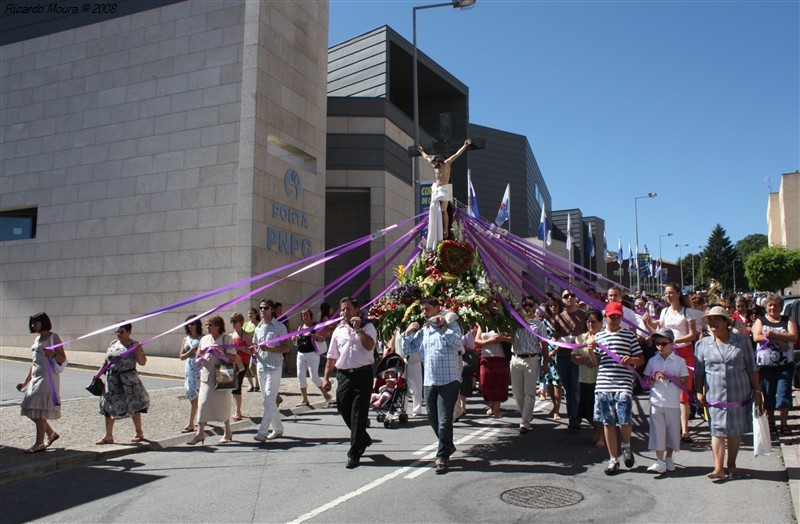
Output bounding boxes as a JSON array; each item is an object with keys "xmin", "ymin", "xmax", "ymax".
[
  {"xmin": 338, "ymin": 364, "xmax": 372, "ymax": 373},
  {"xmin": 514, "ymin": 354, "xmax": 539, "ymax": 358}
]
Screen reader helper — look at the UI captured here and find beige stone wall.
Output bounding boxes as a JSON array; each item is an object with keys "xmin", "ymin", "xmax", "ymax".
[
  {"xmin": 768, "ymin": 171, "xmax": 800, "ymax": 294},
  {"xmin": 0, "ymin": 1, "xmax": 330, "ymax": 353}
]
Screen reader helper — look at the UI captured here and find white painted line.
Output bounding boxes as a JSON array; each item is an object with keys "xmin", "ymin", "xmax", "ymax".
[
  {"xmin": 412, "ymin": 442, "xmax": 439, "ymax": 456},
  {"xmin": 479, "ymin": 428, "xmax": 502, "ymax": 440},
  {"xmin": 288, "ymin": 466, "xmax": 414, "ymax": 524},
  {"xmin": 405, "ymin": 426, "xmax": 492, "ymax": 479}
]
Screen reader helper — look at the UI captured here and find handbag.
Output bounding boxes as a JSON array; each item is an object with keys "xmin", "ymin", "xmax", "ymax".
[
  {"xmin": 214, "ymin": 362, "xmax": 237, "ymax": 390},
  {"xmin": 753, "ymin": 403, "xmax": 772, "ymax": 456},
  {"xmin": 86, "ymin": 377, "xmax": 105, "ymax": 396}
]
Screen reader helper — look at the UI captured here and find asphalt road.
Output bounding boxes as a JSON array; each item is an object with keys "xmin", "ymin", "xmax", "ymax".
[
  {"xmin": 0, "ymin": 397, "xmax": 794, "ymax": 523},
  {"xmin": 0, "ymin": 359, "xmax": 183, "ymax": 408}
]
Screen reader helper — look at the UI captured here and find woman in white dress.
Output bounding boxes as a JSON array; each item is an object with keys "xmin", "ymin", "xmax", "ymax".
[
  {"xmin": 188, "ymin": 315, "xmax": 243, "ymax": 445},
  {"xmin": 18, "ymin": 313, "xmax": 67, "ymax": 453}
]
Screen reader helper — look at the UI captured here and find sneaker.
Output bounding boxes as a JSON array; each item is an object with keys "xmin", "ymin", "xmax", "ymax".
[
  {"xmin": 622, "ymin": 447, "xmax": 635, "ymax": 468},
  {"xmin": 519, "ymin": 425, "xmax": 530, "ymax": 434},
  {"xmin": 665, "ymin": 457, "xmax": 675, "ymax": 472},
  {"xmin": 647, "ymin": 460, "xmax": 666, "ymax": 474},
  {"xmin": 253, "ymin": 433, "xmax": 268, "ymax": 443},
  {"xmin": 604, "ymin": 459, "xmax": 619, "ymax": 475},
  {"xmin": 266, "ymin": 431, "xmax": 283, "ymax": 441},
  {"xmin": 435, "ymin": 458, "xmax": 449, "ymax": 474}
]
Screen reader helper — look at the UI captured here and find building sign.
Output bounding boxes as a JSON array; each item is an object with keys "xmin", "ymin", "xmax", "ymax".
[
  {"xmin": 267, "ymin": 169, "xmax": 313, "ymax": 257},
  {"xmin": 419, "ymin": 182, "xmax": 432, "ymax": 215}
]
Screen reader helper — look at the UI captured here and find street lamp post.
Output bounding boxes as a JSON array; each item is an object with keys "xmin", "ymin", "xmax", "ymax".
[
  {"xmin": 412, "ymin": 0, "xmax": 477, "ymax": 218},
  {"xmin": 658, "ymin": 233, "xmax": 673, "ymax": 291},
  {"xmin": 675, "ymin": 243, "xmax": 688, "ymax": 291},
  {"xmin": 732, "ymin": 258, "xmax": 741, "ymax": 293},
  {"xmin": 690, "ymin": 249, "xmax": 695, "ymax": 292},
  {"xmin": 633, "ymin": 193, "xmax": 657, "ymax": 291},
  {"xmin": 696, "ymin": 245, "xmax": 704, "ymax": 288}
]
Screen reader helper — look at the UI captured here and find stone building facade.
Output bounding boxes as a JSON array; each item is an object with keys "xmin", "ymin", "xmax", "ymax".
[{"xmin": 0, "ymin": 1, "xmax": 329, "ymax": 353}]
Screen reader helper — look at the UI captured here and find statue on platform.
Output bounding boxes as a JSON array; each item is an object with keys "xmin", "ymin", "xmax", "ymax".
[{"xmin": 418, "ymin": 138, "xmax": 472, "ymax": 248}]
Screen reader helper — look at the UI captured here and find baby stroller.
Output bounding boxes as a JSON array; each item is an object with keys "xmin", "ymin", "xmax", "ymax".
[{"xmin": 371, "ymin": 353, "xmax": 409, "ymax": 428}]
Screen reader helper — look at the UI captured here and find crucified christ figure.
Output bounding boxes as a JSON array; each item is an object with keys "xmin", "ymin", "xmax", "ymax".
[{"xmin": 418, "ymin": 138, "xmax": 472, "ymax": 246}]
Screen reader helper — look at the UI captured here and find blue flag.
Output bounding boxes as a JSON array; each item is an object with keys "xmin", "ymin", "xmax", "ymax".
[
  {"xmin": 467, "ymin": 169, "xmax": 480, "ymax": 219},
  {"xmin": 537, "ymin": 205, "xmax": 552, "ymax": 246}
]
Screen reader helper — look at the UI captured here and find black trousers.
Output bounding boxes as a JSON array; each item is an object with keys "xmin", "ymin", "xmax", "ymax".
[{"xmin": 336, "ymin": 365, "xmax": 373, "ymax": 458}]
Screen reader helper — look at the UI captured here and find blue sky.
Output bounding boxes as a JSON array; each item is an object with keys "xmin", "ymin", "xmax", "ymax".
[{"xmin": 329, "ymin": 0, "xmax": 799, "ymax": 263}]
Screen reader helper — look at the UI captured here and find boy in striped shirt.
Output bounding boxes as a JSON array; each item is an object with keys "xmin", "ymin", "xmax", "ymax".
[{"xmin": 588, "ymin": 302, "xmax": 645, "ymax": 475}]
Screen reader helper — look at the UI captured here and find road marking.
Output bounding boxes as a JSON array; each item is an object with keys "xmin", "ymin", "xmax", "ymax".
[
  {"xmin": 288, "ymin": 466, "xmax": 414, "ymax": 524},
  {"xmin": 290, "ymin": 425, "xmax": 495, "ymax": 522},
  {"xmin": 404, "ymin": 426, "xmax": 491, "ymax": 479}
]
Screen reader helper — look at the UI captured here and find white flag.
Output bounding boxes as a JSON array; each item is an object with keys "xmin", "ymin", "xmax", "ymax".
[{"xmin": 494, "ymin": 183, "xmax": 510, "ymax": 227}]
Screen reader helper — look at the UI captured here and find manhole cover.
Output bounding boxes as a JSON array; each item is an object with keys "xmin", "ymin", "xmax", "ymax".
[{"xmin": 500, "ymin": 486, "xmax": 584, "ymax": 509}]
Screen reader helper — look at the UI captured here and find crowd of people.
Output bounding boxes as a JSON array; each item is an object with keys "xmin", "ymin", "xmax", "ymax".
[{"xmin": 15, "ymin": 286, "xmax": 799, "ymax": 479}]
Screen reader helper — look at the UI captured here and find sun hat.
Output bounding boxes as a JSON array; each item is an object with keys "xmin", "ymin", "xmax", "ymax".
[{"xmin": 701, "ymin": 305, "xmax": 734, "ymax": 325}]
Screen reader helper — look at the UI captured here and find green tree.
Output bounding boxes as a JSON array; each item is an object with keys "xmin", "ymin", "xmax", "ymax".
[
  {"xmin": 735, "ymin": 234, "xmax": 768, "ymax": 289},
  {"xmin": 703, "ymin": 225, "xmax": 735, "ymax": 289},
  {"xmin": 744, "ymin": 246, "xmax": 800, "ymax": 292}
]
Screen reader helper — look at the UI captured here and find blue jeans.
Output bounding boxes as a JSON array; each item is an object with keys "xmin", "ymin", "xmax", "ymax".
[
  {"xmin": 424, "ymin": 380, "xmax": 460, "ymax": 459},
  {"xmin": 556, "ymin": 354, "xmax": 580, "ymax": 426}
]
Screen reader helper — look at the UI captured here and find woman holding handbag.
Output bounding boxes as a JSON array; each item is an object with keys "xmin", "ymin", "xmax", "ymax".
[
  {"xmin": 18, "ymin": 312, "xmax": 67, "ymax": 453},
  {"xmin": 752, "ymin": 293, "xmax": 798, "ymax": 435},
  {"xmin": 96, "ymin": 323, "xmax": 150, "ymax": 445},
  {"xmin": 189, "ymin": 315, "xmax": 243, "ymax": 445}
]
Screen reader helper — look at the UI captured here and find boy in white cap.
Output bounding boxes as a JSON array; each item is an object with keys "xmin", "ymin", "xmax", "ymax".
[{"xmin": 644, "ymin": 327, "xmax": 689, "ymax": 473}]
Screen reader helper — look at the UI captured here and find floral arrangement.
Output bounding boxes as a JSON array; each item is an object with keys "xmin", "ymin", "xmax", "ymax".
[{"xmin": 369, "ymin": 238, "xmax": 517, "ymax": 342}]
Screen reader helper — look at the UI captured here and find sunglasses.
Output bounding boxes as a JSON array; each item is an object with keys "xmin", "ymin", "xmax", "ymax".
[
  {"xmin": 522, "ymin": 303, "xmax": 535, "ymax": 308},
  {"xmin": 562, "ymin": 293, "xmax": 576, "ymax": 299},
  {"xmin": 259, "ymin": 306, "xmax": 271, "ymax": 310}
]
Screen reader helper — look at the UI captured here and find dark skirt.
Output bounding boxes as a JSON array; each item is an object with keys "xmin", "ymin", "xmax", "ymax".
[
  {"xmin": 480, "ymin": 356, "xmax": 509, "ymax": 402},
  {"xmin": 579, "ymin": 382, "xmax": 596, "ymax": 423}
]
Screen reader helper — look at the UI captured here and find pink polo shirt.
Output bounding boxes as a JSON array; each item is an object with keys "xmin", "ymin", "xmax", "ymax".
[{"xmin": 327, "ymin": 321, "xmax": 377, "ymax": 370}]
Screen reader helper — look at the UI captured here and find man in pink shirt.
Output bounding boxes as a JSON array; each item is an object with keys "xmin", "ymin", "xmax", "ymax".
[{"xmin": 322, "ymin": 297, "xmax": 377, "ymax": 469}]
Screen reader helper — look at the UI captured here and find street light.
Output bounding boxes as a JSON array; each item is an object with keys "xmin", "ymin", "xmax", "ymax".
[
  {"xmin": 732, "ymin": 258, "xmax": 742, "ymax": 293},
  {"xmin": 675, "ymin": 243, "xmax": 688, "ymax": 291},
  {"xmin": 412, "ymin": 0, "xmax": 477, "ymax": 218},
  {"xmin": 696, "ymin": 245, "xmax": 704, "ymax": 288},
  {"xmin": 658, "ymin": 233, "xmax": 673, "ymax": 290},
  {"xmin": 634, "ymin": 193, "xmax": 657, "ymax": 291}
]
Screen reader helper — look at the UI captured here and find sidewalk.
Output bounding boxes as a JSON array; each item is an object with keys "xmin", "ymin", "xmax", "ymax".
[{"xmin": 0, "ymin": 346, "xmax": 332, "ymax": 485}]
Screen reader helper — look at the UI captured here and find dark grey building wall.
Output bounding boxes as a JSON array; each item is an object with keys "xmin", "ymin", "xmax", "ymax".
[
  {"xmin": 0, "ymin": 0, "xmax": 184, "ymax": 46},
  {"xmin": 325, "ymin": 191, "xmax": 371, "ymax": 303},
  {"xmin": 466, "ymin": 124, "xmax": 551, "ymax": 238}
]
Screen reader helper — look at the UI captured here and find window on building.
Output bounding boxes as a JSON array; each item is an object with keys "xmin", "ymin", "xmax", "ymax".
[{"xmin": 0, "ymin": 207, "xmax": 37, "ymax": 241}]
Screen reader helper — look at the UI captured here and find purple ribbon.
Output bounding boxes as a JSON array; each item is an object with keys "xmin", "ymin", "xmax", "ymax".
[
  {"xmin": 49, "ymin": 213, "xmax": 427, "ymax": 351},
  {"xmin": 195, "ymin": 345, "xmax": 234, "ymax": 365}
]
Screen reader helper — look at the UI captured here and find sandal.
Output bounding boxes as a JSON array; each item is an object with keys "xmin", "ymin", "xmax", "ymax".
[
  {"xmin": 180, "ymin": 426, "xmax": 195, "ymax": 433},
  {"xmin": 681, "ymin": 434, "xmax": 694, "ymax": 444},
  {"xmin": 131, "ymin": 435, "xmax": 146, "ymax": 443},
  {"xmin": 231, "ymin": 415, "xmax": 243, "ymax": 422},
  {"xmin": 23, "ymin": 444, "xmax": 47, "ymax": 454},
  {"xmin": 780, "ymin": 425, "xmax": 792, "ymax": 435},
  {"xmin": 96, "ymin": 437, "xmax": 114, "ymax": 445},
  {"xmin": 46, "ymin": 433, "xmax": 60, "ymax": 447},
  {"xmin": 299, "ymin": 401, "xmax": 310, "ymax": 407}
]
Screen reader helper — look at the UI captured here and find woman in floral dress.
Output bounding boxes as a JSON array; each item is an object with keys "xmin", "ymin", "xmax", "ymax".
[{"xmin": 96, "ymin": 323, "xmax": 150, "ymax": 444}]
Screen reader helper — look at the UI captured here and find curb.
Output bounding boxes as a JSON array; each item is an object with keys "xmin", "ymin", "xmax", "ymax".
[
  {"xmin": 0, "ymin": 401, "xmax": 329, "ymax": 486},
  {"xmin": 1, "ymin": 355, "xmax": 184, "ymax": 380}
]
